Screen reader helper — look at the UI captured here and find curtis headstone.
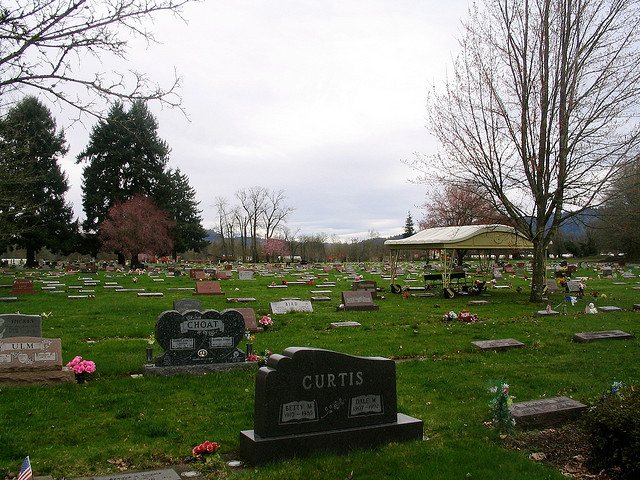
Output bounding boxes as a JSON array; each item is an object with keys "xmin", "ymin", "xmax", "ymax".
[{"xmin": 240, "ymin": 347, "xmax": 423, "ymax": 464}]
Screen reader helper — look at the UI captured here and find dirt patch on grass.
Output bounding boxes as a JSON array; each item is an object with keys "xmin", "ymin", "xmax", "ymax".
[{"xmin": 504, "ymin": 422, "xmax": 613, "ymax": 479}]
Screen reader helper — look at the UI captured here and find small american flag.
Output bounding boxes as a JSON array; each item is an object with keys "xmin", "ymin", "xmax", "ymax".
[{"xmin": 17, "ymin": 457, "xmax": 32, "ymax": 480}]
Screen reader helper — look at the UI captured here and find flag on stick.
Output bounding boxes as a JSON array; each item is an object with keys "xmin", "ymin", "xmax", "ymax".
[{"xmin": 17, "ymin": 457, "xmax": 32, "ymax": 480}]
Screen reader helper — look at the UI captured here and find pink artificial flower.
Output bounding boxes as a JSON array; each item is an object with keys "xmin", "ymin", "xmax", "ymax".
[{"xmin": 84, "ymin": 361, "xmax": 96, "ymax": 373}]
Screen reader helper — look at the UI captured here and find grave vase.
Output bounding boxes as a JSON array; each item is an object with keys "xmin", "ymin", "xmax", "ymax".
[{"xmin": 75, "ymin": 372, "xmax": 89, "ymax": 384}]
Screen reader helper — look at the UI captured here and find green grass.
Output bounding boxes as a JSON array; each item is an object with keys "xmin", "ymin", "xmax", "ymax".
[{"xmin": 0, "ymin": 264, "xmax": 639, "ymax": 479}]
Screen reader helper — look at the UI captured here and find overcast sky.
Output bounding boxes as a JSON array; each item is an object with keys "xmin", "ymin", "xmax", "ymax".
[{"xmin": 59, "ymin": 0, "xmax": 470, "ymax": 240}]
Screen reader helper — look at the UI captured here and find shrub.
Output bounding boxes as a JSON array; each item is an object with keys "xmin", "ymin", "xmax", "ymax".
[{"xmin": 586, "ymin": 383, "xmax": 640, "ymax": 479}]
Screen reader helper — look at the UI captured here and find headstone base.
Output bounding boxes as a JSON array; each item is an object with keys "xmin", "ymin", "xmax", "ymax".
[
  {"xmin": 240, "ymin": 413, "xmax": 423, "ymax": 465},
  {"xmin": 0, "ymin": 367, "xmax": 75, "ymax": 386},
  {"xmin": 144, "ymin": 362, "xmax": 257, "ymax": 377}
]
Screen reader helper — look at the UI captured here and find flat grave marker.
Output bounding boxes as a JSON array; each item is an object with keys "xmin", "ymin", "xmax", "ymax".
[
  {"xmin": 468, "ymin": 300, "xmax": 490, "ymax": 306},
  {"xmin": 311, "ymin": 296, "xmax": 331, "ymax": 302},
  {"xmin": 510, "ymin": 396, "xmax": 587, "ymax": 429},
  {"xmin": 226, "ymin": 297, "xmax": 256, "ymax": 303},
  {"xmin": 534, "ymin": 309, "xmax": 560, "ymax": 316},
  {"xmin": 270, "ymin": 300, "xmax": 313, "ymax": 315},
  {"xmin": 93, "ymin": 469, "xmax": 181, "ymax": 480},
  {"xmin": 194, "ymin": 281, "xmax": 224, "ymax": 296},
  {"xmin": 573, "ymin": 330, "xmax": 634, "ymax": 343},
  {"xmin": 597, "ymin": 305, "xmax": 623, "ymax": 312},
  {"xmin": 0, "ymin": 297, "xmax": 18, "ymax": 303},
  {"xmin": 138, "ymin": 292, "xmax": 164, "ymax": 297},
  {"xmin": 173, "ymin": 299, "xmax": 202, "ymax": 313},
  {"xmin": 240, "ymin": 347, "xmax": 423, "ymax": 464},
  {"xmin": 341, "ymin": 291, "xmax": 379, "ymax": 311},
  {"xmin": 330, "ymin": 321, "xmax": 361, "ymax": 328},
  {"xmin": 472, "ymin": 339, "xmax": 524, "ymax": 351}
]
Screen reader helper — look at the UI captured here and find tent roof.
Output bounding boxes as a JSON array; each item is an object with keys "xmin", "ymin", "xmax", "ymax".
[{"xmin": 384, "ymin": 224, "xmax": 533, "ymax": 250}]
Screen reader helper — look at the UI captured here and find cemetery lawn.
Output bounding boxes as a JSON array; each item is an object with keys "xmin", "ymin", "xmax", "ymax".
[{"xmin": 1, "ymin": 265, "xmax": 639, "ymax": 480}]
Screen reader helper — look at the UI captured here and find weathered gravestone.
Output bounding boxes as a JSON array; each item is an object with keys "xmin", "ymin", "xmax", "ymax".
[
  {"xmin": 239, "ymin": 270, "xmax": 255, "ymax": 281},
  {"xmin": 596, "ymin": 305, "xmax": 623, "ymax": 313},
  {"xmin": 233, "ymin": 308, "xmax": 263, "ymax": 333},
  {"xmin": 0, "ymin": 314, "xmax": 42, "ymax": 339},
  {"xmin": 194, "ymin": 281, "xmax": 223, "ymax": 295},
  {"xmin": 352, "ymin": 280, "xmax": 378, "ymax": 299},
  {"xmin": 11, "ymin": 278, "xmax": 34, "ymax": 295},
  {"xmin": 341, "ymin": 291, "xmax": 379, "ymax": 311},
  {"xmin": 573, "ymin": 330, "xmax": 634, "ymax": 343},
  {"xmin": 472, "ymin": 339, "xmax": 525, "ymax": 351},
  {"xmin": 330, "ymin": 321, "xmax": 361, "ymax": 328},
  {"xmin": 173, "ymin": 299, "xmax": 202, "ymax": 313},
  {"xmin": 510, "ymin": 397, "xmax": 587, "ymax": 429},
  {"xmin": 270, "ymin": 300, "xmax": 313, "ymax": 315},
  {"xmin": 0, "ymin": 336, "xmax": 75, "ymax": 385},
  {"xmin": 240, "ymin": 347, "xmax": 423, "ymax": 464},
  {"xmin": 145, "ymin": 309, "xmax": 252, "ymax": 376}
]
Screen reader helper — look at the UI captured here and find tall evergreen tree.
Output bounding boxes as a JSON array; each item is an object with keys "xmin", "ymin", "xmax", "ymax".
[
  {"xmin": 403, "ymin": 212, "xmax": 415, "ymax": 238},
  {"xmin": 77, "ymin": 100, "xmax": 169, "ymax": 232},
  {"xmin": 156, "ymin": 168, "xmax": 208, "ymax": 259},
  {"xmin": 0, "ymin": 96, "xmax": 75, "ymax": 266}
]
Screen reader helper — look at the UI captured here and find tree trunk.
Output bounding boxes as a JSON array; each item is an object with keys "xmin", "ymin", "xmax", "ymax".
[
  {"xmin": 529, "ymin": 239, "xmax": 547, "ymax": 302},
  {"xmin": 25, "ymin": 245, "xmax": 37, "ymax": 268},
  {"xmin": 117, "ymin": 252, "xmax": 125, "ymax": 266}
]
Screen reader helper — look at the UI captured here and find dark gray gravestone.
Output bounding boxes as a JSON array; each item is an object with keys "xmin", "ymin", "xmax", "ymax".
[
  {"xmin": 352, "ymin": 280, "xmax": 378, "ymax": 298},
  {"xmin": 471, "ymin": 339, "xmax": 524, "ymax": 351},
  {"xmin": 341, "ymin": 291, "xmax": 379, "ymax": 311},
  {"xmin": 93, "ymin": 469, "xmax": 181, "ymax": 480},
  {"xmin": 311, "ymin": 296, "xmax": 331, "ymax": 302},
  {"xmin": 0, "ymin": 314, "xmax": 42, "ymax": 339},
  {"xmin": 240, "ymin": 347, "xmax": 423, "ymax": 464},
  {"xmin": 510, "ymin": 397, "xmax": 587, "ymax": 429},
  {"xmin": 573, "ymin": 330, "xmax": 634, "ymax": 343},
  {"xmin": 153, "ymin": 310, "xmax": 245, "ymax": 366},
  {"xmin": 173, "ymin": 299, "xmax": 202, "ymax": 313}
]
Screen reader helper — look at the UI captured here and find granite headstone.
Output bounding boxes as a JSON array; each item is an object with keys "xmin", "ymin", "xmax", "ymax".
[
  {"xmin": 0, "ymin": 314, "xmax": 42, "ymax": 339},
  {"xmin": 154, "ymin": 309, "xmax": 245, "ymax": 366},
  {"xmin": 341, "ymin": 291, "xmax": 379, "ymax": 311},
  {"xmin": 173, "ymin": 299, "xmax": 202, "ymax": 313},
  {"xmin": 240, "ymin": 347, "xmax": 423, "ymax": 464}
]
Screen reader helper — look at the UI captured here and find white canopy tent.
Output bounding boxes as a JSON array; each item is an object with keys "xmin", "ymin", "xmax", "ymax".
[{"xmin": 384, "ymin": 224, "xmax": 533, "ymax": 291}]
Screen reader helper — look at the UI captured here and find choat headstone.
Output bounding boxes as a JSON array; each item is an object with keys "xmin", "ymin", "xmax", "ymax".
[
  {"xmin": 270, "ymin": 300, "xmax": 313, "ymax": 315},
  {"xmin": 341, "ymin": 291, "xmax": 379, "ymax": 311},
  {"xmin": 0, "ymin": 336, "xmax": 75, "ymax": 385},
  {"xmin": 194, "ymin": 281, "xmax": 224, "ymax": 295},
  {"xmin": 173, "ymin": 299, "xmax": 202, "ymax": 313},
  {"xmin": 152, "ymin": 309, "xmax": 246, "ymax": 367},
  {"xmin": 240, "ymin": 347, "xmax": 423, "ymax": 464},
  {"xmin": 0, "ymin": 314, "xmax": 42, "ymax": 339}
]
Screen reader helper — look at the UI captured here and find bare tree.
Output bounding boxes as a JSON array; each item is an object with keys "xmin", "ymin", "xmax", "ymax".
[
  {"xmin": 281, "ymin": 226, "xmax": 300, "ymax": 264},
  {"xmin": 262, "ymin": 189, "xmax": 294, "ymax": 241},
  {"xmin": 233, "ymin": 205, "xmax": 249, "ymax": 262},
  {"xmin": 409, "ymin": 0, "xmax": 640, "ymax": 301},
  {"xmin": 0, "ymin": 0, "xmax": 194, "ymax": 118},
  {"xmin": 235, "ymin": 186, "xmax": 267, "ymax": 262}
]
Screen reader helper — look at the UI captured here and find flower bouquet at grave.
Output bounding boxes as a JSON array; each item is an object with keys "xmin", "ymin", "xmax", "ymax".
[
  {"xmin": 442, "ymin": 311, "xmax": 458, "ymax": 322},
  {"xmin": 259, "ymin": 314, "xmax": 273, "ymax": 330},
  {"xmin": 66, "ymin": 356, "xmax": 96, "ymax": 383},
  {"xmin": 488, "ymin": 382, "xmax": 515, "ymax": 435},
  {"xmin": 458, "ymin": 310, "xmax": 478, "ymax": 323},
  {"xmin": 191, "ymin": 440, "xmax": 221, "ymax": 466}
]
